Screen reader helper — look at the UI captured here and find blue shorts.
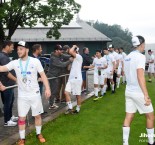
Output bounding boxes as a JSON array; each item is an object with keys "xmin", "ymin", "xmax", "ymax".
[{"xmin": 82, "ymin": 70, "xmax": 86, "ymax": 81}]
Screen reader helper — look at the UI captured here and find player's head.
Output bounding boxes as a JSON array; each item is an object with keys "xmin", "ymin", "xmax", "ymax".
[
  {"xmin": 32, "ymin": 44, "xmax": 42, "ymax": 56},
  {"xmin": 115, "ymin": 48, "xmax": 119, "ymax": 53},
  {"xmin": 95, "ymin": 49, "xmax": 102, "ymax": 58},
  {"xmin": 2, "ymin": 40, "xmax": 14, "ymax": 54},
  {"xmin": 17, "ymin": 41, "xmax": 29, "ymax": 58},
  {"xmin": 108, "ymin": 44, "xmax": 114, "ymax": 52},
  {"xmin": 83, "ymin": 47, "xmax": 89, "ymax": 54},
  {"xmin": 148, "ymin": 49, "xmax": 152, "ymax": 55},
  {"xmin": 54, "ymin": 44, "xmax": 63, "ymax": 55},
  {"xmin": 119, "ymin": 47, "xmax": 124, "ymax": 53},
  {"xmin": 103, "ymin": 48, "xmax": 109, "ymax": 55},
  {"xmin": 132, "ymin": 35, "xmax": 145, "ymax": 53},
  {"xmin": 63, "ymin": 45, "xmax": 70, "ymax": 53}
]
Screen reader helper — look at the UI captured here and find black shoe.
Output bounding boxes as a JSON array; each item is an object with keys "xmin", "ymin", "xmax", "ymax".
[
  {"xmin": 148, "ymin": 80, "xmax": 152, "ymax": 83},
  {"xmin": 111, "ymin": 90, "xmax": 115, "ymax": 94},
  {"xmin": 55, "ymin": 99, "xmax": 60, "ymax": 103},
  {"xmin": 65, "ymin": 109, "xmax": 74, "ymax": 115},
  {"xmin": 72, "ymin": 110, "xmax": 79, "ymax": 114}
]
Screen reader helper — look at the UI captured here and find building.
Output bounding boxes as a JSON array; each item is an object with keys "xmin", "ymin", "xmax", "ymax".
[{"xmin": 10, "ymin": 20, "xmax": 111, "ymax": 58}]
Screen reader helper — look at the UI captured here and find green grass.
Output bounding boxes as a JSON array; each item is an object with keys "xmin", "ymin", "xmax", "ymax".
[{"xmin": 25, "ymin": 78, "xmax": 155, "ymax": 145}]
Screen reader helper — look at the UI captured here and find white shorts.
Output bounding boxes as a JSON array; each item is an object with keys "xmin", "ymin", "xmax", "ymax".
[
  {"xmin": 148, "ymin": 66, "xmax": 155, "ymax": 73},
  {"xmin": 106, "ymin": 69, "xmax": 113, "ymax": 79},
  {"xmin": 125, "ymin": 91, "xmax": 154, "ymax": 114},
  {"xmin": 18, "ymin": 95, "xmax": 43, "ymax": 117},
  {"xmin": 94, "ymin": 74, "xmax": 105, "ymax": 85},
  {"xmin": 65, "ymin": 80, "xmax": 82, "ymax": 95},
  {"xmin": 117, "ymin": 67, "xmax": 122, "ymax": 75}
]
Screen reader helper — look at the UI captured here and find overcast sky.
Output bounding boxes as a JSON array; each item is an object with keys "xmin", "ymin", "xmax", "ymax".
[{"xmin": 74, "ymin": 0, "xmax": 155, "ymax": 44}]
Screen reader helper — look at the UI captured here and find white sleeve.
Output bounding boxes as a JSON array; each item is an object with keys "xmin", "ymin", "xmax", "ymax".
[
  {"xmin": 137, "ymin": 55, "xmax": 146, "ymax": 70},
  {"xmin": 36, "ymin": 59, "xmax": 44, "ymax": 73},
  {"xmin": 151, "ymin": 55, "xmax": 155, "ymax": 60},
  {"xmin": 5, "ymin": 61, "xmax": 14, "ymax": 71},
  {"xmin": 92, "ymin": 58, "xmax": 96, "ymax": 66},
  {"xmin": 110, "ymin": 55, "xmax": 115, "ymax": 63}
]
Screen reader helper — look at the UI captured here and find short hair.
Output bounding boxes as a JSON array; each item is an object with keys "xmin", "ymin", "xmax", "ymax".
[
  {"xmin": 148, "ymin": 49, "xmax": 152, "ymax": 53},
  {"xmin": 119, "ymin": 47, "xmax": 124, "ymax": 51},
  {"xmin": 83, "ymin": 47, "xmax": 88, "ymax": 53},
  {"xmin": 63, "ymin": 45, "xmax": 70, "ymax": 51},
  {"xmin": 54, "ymin": 44, "xmax": 62, "ymax": 51},
  {"xmin": 2, "ymin": 40, "xmax": 14, "ymax": 49},
  {"xmin": 96, "ymin": 49, "xmax": 102, "ymax": 53},
  {"xmin": 32, "ymin": 44, "xmax": 41, "ymax": 53}
]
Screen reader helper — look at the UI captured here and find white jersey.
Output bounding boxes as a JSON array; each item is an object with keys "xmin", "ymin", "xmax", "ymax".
[
  {"xmin": 124, "ymin": 51, "xmax": 146, "ymax": 93},
  {"xmin": 5, "ymin": 57, "xmax": 44, "ymax": 98},
  {"xmin": 122, "ymin": 52, "xmax": 127, "ymax": 60},
  {"xmin": 148, "ymin": 54, "xmax": 155, "ymax": 67},
  {"xmin": 110, "ymin": 51, "xmax": 119, "ymax": 62},
  {"xmin": 68, "ymin": 54, "xmax": 83, "ymax": 81},
  {"xmin": 117, "ymin": 54, "xmax": 123, "ymax": 68},
  {"xmin": 92, "ymin": 57, "xmax": 107, "ymax": 75},
  {"xmin": 104, "ymin": 54, "xmax": 115, "ymax": 70}
]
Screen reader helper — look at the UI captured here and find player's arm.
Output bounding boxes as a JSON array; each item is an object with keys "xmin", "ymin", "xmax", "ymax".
[
  {"xmin": 83, "ymin": 65, "xmax": 94, "ymax": 69},
  {"xmin": 39, "ymin": 71, "xmax": 51, "ymax": 99},
  {"xmin": 0, "ymin": 66, "xmax": 9, "ymax": 72},
  {"xmin": 137, "ymin": 68, "xmax": 150, "ymax": 106},
  {"xmin": 7, "ymin": 72, "xmax": 17, "ymax": 82},
  {"xmin": 112, "ymin": 61, "xmax": 116, "ymax": 72},
  {"xmin": 69, "ymin": 45, "xmax": 78, "ymax": 58}
]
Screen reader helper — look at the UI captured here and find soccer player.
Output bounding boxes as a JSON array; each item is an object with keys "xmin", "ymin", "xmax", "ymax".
[
  {"xmin": 0, "ymin": 41, "xmax": 51, "ymax": 145},
  {"xmin": 103, "ymin": 48, "xmax": 116, "ymax": 94},
  {"xmin": 123, "ymin": 36, "xmax": 154, "ymax": 145},
  {"xmin": 147, "ymin": 49, "xmax": 155, "ymax": 82},
  {"xmin": 65, "ymin": 45, "xmax": 83, "ymax": 114},
  {"xmin": 84, "ymin": 49, "xmax": 107, "ymax": 100},
  {"xmin": 119, "ymin": 47, "xmax": 127, "ymax": 84}
]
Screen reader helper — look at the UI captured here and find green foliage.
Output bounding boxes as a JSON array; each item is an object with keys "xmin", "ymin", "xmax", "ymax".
[
  {"xmin": 93, "ymin": 21, "xmax": 133, "ymax": 53},
  {"xmin": 0, "ymin": 0, "xmax": 81, "ymax": 42}
]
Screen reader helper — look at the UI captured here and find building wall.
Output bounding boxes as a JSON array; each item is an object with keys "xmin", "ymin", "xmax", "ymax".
[{"xmin": 10, "ymin": 41, "xmax": 107, "ymax": 59}]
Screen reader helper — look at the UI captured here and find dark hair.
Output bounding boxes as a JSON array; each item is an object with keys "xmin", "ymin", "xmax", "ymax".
[
  {"xmin": 32, "ymin": 44, "xmax": 41, "ymax": 53},
  {"xmin": 148, "ymin": 49, "xmax": 152, "ymax": 53},
  {"xmin": 63, "ymin": 45, "xmax": 70, "ymax": 51},
  {"xmin": 54, "ymin": 44, "xmax": 62, "ymax": 51},
  {"xmin": 83, "ymin": 47, "xmax": 88, "ymax": 53},
  {"xmin": 137, "ymin": 35, "xmax": 145, "ymax": 45},
  {"xmin": 96, "ymin": 49, "xmax": 102, "ymax": 53},
  {"xmin": 2, "ymin": 40, "xmax": 14, "ymax": 49},
  {"xmin": 119, "ymin": 47, "xmax": 124, "ymax": 51}
]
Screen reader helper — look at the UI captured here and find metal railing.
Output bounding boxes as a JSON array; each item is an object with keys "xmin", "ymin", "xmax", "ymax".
[{"xmin": 0, "ymin": 69, "xmax": 93, "ymax": 125}]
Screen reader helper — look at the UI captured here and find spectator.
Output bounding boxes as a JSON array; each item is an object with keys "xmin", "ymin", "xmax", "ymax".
[
  {"xmin": 81, "ymin": 47, "xmax": 93, "ymax": 93},
  {"xmin": 0, "ymin": 40, "xmax": 18, "ymax": 126},
  {"xmin": 46, "ymin": 45, "xmax": 73, "ymax": 109},
  {"xmin": 32, "ymin": 44, "xmax": 44, "ymax": 95},
  {"xmin": 57, "ymin": 45, "xmax": 71, "ymax": 103}
]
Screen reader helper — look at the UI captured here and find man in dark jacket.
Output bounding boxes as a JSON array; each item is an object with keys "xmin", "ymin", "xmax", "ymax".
[
  {"xmin": 0, "ymin": 40, "xmax": 17, "ymax": 126},
  {"xmin": 81, "ymin": 47, "xmax": 93, "ymax": 92},
  {"xmin": 46, "ymin": 45, "xmax": 73, "ymax": 109}
]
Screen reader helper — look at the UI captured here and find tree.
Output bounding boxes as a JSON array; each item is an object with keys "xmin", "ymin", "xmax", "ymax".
[
  {"xmin": 92, "ymin": 21, "xmax": 133, "ymax": 53},
  {"xmin": 0, "ymin": 0, "xmax": 81, "ymax": 47}
]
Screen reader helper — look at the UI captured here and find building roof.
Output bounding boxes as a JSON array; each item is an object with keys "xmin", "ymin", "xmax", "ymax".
[{"xmin": 10, "ymin": 21, "xmax": 111, "ymax": 42}]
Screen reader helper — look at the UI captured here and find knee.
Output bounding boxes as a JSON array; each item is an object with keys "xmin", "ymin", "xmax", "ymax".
[
  {"xmin": 18, "ymin": 117, "xmax": 26, "ymax": 126},
  {"xmin": 146, "ymin": 113, "xmax": 154, "ymax": 121},
  {"xmin": 35, "ymin": 115, "xmax": 41, "ymax": 120}
]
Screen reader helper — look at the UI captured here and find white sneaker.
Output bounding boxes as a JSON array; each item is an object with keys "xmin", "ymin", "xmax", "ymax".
[
  {"xmin": 11, "ymin": 115, "xmax": 18, "ymax": 122},
  {"xmin": 4, "ymin": 120, "xmax": 17, "ymax": 126}
]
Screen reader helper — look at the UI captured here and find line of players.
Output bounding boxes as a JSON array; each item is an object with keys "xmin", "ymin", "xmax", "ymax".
[{"xmin": 84, "ymin": 45, "xmax": 127, "ymax": 100}]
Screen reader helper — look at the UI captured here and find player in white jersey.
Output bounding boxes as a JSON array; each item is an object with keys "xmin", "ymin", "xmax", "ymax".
[
  {"xmin": 108, "ymin": 45, "xmax": 119, "ymax": 91},
  {"xmin": 103, "ymin": 48, "xmax": 116, "ymax": 94},
  {"xmin": 119, "ymin": 47, "xmax": 127, "ymax": 84},
  {"xmin": 122, "ymin": 36, "xmax": 154, "ymax": 145},
  {"xmin": 65, "ymin": 45, "xmax": 83, "ymax": 114},
  {"xmin": 116, "ymin": 53, "xmax": 124, "ymax": 88},
  {"xmin": 147, "ymin": 49, "xmax": 155, "ymax": 82},
  {"xmin": 84, "ymin": 50, "xmax": 107, "ymax": 101},
  {"xmin": 0, "ymin": 41, "xmax": 51, "ymax": 145}
]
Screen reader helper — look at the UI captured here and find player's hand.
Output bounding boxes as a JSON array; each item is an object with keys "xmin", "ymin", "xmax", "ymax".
[
  {"xmin": 69, "ymin": 57, "xmax": 74, "ymax": 62},
  {"xmin": 144, "ymin": 96, "xmax": 151, "ymax": 106},
  {"xmin": 0, "ymin": 82, "xmax": 6, "ymax": 91},
  {"xmin": 98, "ymin": 67, "xmax": 102, "ymax": 70},
  {"xmin": 83, "ymin": 66, "xmax": 87, "ymax": 69},
  {"xmin": 44, "ymin": 89, "xmax": 51, "ymax": 99}
]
